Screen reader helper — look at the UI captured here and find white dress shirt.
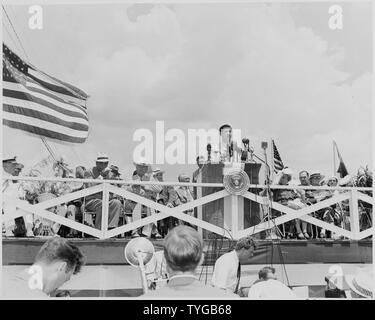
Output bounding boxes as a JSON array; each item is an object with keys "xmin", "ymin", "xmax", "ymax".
[
  {"xmin": 211, "ymin": 250, "xmax": 239, "ymax": 292},
  {"xmin": 247, "ymin": 279, "xmax": 298, "ymax": 300}
]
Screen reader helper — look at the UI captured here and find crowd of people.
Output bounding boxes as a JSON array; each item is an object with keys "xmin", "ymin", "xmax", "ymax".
[
  {"xmin": 2, "ymin": 152, "xmax": 373, "ymax": 240},
  {"xmin": 2, "ymin": 153, "xmax": 199, "ymax": 238},
  {"xmin": 3, "ymin": 226, "xmax": 372, "ymax": 299},
  {"xmin": 268, "ymin": 167, "xmax": 372, "ymax": 240}
]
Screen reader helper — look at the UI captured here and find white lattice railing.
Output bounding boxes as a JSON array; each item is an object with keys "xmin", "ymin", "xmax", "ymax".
[{"xmin": 2, "ymin": 176, "xmax": 373, "ymax": 240}]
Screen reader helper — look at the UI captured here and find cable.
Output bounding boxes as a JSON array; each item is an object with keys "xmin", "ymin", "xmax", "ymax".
[
  {"xmin": 2, "ymin": 22, "xmax": 23, "ymax": 55},
  {"xmin": 2, "ymin": 5, "xmax": 29, "ymax": 62}
]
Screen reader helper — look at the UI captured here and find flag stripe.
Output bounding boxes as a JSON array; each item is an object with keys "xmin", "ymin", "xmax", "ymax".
[
  {"xmin": 25, "ymin": 79, "xmax": 87, "ymax": 114},
  {"xmin": 28, "ymin": 67, "xmax": 86, "ymax": 100},
  {"xmin": 3, "ymin": 104, "xmax": 88, "ymax": 131},
  {"xmin": 3, "ymin": 112, "xmax": 88, "ymax": 138},
  {"xmin": 3, "ymin": 119, "xmax": 86, "ymax": 143},
  {"xmin": 3, "ymin": 86, "xmax": 88, "ymax": 120},
  {"xmin": 27, "ymin": 79, "xmax": 87, "ymax": 109},
  {"xmin": 3, "ymin": 94, "xmax": 88, "ymax": 126},
  {"xmin": 25, "ymin": 83, "xmax": 87, "ymax": 114},
  {"xmin": 38, "ymin": 69, "xmax": 88, "ymax": 100}
]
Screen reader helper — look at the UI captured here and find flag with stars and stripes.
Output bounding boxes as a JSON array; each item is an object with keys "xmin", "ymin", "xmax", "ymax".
[
  {"xmin": 2, "ymin": 43, "xmax": 89, "ymax": 143},
  {"xmin": 272, "ymin": 139, "xmax": 284, "ymax": 174}
]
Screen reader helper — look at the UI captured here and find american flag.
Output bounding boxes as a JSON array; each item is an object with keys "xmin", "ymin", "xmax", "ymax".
[
  {"xmin": 2, "ymin": 43, "xmax": 89, "ymax": 143},
  {"xmin": 272, "ymin": 139, "xmax": 284, "ymax": 174}
]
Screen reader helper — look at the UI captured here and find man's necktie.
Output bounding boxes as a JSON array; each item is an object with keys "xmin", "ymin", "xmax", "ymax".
[{"xmin": 234, "ymin": 262, "xmax": 241, "ymax": 294}]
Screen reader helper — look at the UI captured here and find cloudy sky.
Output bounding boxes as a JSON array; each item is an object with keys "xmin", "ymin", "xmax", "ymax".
[{"xmin": 2, "ymin": 1, "xmax": 372, "ymax": 181}]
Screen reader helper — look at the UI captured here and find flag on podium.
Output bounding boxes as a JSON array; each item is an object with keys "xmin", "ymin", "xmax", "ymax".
[{"xmin": 271, "ymin": 139, "xmax": 285, "ymax": 174}]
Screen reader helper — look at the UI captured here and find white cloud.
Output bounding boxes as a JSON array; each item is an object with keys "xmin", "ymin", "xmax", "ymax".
[{"xmin": 3, "ymin": 3, "xmax": 372, "ymax": 180}]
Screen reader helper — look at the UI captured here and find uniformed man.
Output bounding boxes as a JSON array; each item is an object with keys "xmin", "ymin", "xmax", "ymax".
[
  {"xmin": 83, "ymin": 153, "xmax": 122, "ymax": 230},
  {"xmin": 2, "ymin": 157, "xmax": 33, "ymax": 237}
]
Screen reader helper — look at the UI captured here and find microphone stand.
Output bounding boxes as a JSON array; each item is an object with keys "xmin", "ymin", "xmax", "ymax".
[
  {"xmin": 137, "ymin": 252, "xmax": 149, "ymax": 294},
  {"xmin": 252, "ymin": 151, "xmax": 283, "ymax": 239}
]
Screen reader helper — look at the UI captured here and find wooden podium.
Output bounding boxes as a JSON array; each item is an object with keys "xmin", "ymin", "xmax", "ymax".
[{"xmin": 196, "ymin": 162, "xmax": 262, "ymax": 238}]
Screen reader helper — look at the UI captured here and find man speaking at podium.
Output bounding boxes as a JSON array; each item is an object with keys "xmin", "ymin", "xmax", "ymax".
[{"xmin": 209, "ymin": 124, "xmax": 241, "ymax": 163}]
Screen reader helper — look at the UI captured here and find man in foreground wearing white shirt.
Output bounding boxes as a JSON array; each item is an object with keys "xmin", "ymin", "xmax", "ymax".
[
  {"xmin": 247, "ymin": 266, "xmax": 298, "ymax": 300},
  {"xmin": 211, "ymin": 236, "xmax": 256, "ymax": 294}
]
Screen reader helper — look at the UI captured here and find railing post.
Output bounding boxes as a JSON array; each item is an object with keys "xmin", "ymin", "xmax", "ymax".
[
  {"xmin": 349, "ymin": 189, "xmax": 360, "ymax": 240},
  {"xmin": 197, "ymin": 185, "xmax": 203, "ymax": 237},
  {"xmin": 101, "ymin": 182, "xmax": 109, "ymax": 239},
  {"xmin": 231, "ymin": 195, "xmax": 239, "ymax": 238}
]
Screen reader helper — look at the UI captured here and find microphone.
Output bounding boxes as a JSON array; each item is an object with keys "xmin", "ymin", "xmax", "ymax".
[
  {"xmin": 207, "ymin": 143, "xmax": 212, "ymax": 162},
  {"xmin": 241, "ymin": 138, "xmax": 250, "ymax": 162},
  {"xmin": 229, "ymin": 141, "xmax": 234, "ymax": 159}
]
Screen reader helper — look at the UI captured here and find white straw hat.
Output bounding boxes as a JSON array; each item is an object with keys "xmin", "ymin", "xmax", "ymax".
[
  {"xmin": 96, "ymin": 153, "xmax": 109, "ymax": 162},
  {"xmin": 345, "ymin": 266, "xmax": 373, "ymax": 299}
]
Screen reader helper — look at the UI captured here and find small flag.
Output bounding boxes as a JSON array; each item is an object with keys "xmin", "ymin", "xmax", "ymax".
[
  {"xmin": 272, "ymin": 139, "xmax": 284, "ymax": 174},
  {"xmin": 2, "ymin": 43, "xmax": 89, "ymax": 143},
  {"xmin": 334, "ymin": 141, "xmax": 348, "ymax": 178}
]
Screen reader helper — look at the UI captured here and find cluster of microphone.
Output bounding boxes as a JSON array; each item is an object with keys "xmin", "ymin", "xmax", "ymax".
[{"xmin": 206, "ymin": 138, "xmax": 260, "ymax": 163}]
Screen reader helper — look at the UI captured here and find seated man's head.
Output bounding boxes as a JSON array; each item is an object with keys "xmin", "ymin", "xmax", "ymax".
[
  {"xmin": 163, "ymin": 226, "xmax": 203, "ymax": 275},
  {"xmin": 34, "ymin": 238, "xmax": 85, "ymax": 295},
  {"xmin": 3, "ymin": 158, "xmax": 23, "ymax": 176},
  {"xmin": 153, "ymin": 168, "xmax": 164, "ymax": 181},
  {"xmin": 327, "ymin": 176, "xmax": 338, "ymax": 187},
  {"xmin": 178, "ymin": 173, "xmax": 190, "ymax": 183},
  {"xmin": 235, "ymin": 236, "xmax": 256, "ymax": 264},
  {"xmin": 135, "ymin": 164, "xmax": 149, "ymax": 177},
  {"xmin": 109, "ymin": 165, "xmax": 121, "ymax": 179},
  {"xmin": 75, "ymin": 166, "xmax": 86, "ymax": 178},
  {"xmin": 299, "ymin": 171, "xmax": 309, "ymax": 186},
  {"xmin": 309, "ymin": 172, "xmax": 324, "ymax": 186},
  {"xmin": 278, "ymin": 168, "xmax": 293, "ymax": 185},
  {"xmin": 131, "ymin": 184, "xmax": 141, "ymax": 194},
  {"xmin": 258, "ymin": 266, "xmax": 277, "ymax": 281},
  {"xmin": 96, "ymin": 153, "xmax": 109, "ymax": 172}
]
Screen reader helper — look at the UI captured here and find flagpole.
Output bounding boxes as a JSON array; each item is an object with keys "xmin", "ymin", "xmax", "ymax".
[
  {"xmin": 270, "ymin": 138, "xmax": 275, "ymax": 183},
  {"xmin": 333, "ymin": 140, "xmax": 337, "ymax": 177}
]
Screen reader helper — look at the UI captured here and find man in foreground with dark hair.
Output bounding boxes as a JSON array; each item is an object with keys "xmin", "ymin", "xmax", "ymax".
[
  {"xmin": 143, "ymin": 225, "xmax": 237, "ymax": 298},
  {"xmin": 211, "ymin": 236, "xmax": 256, "ymax": 294},
  {"xmin": 2, "ymin": 238, "xmax": 85, "ymax": 298}
]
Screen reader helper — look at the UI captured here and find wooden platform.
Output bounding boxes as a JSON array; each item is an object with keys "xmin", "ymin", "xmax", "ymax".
[
  {"xmin": 2, "ymin": 263, "xmax": 371, "ymax": 298},
  {"xmin": 2, "ymin": 237, "xmax": 372, "ymax": 265}
]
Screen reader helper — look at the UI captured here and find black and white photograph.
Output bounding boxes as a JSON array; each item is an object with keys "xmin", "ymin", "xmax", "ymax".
[{"xmin": 1, "ymin": 0, "xmax": 373, "ymax": 303}]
